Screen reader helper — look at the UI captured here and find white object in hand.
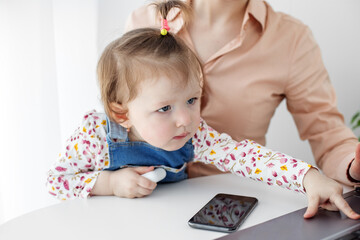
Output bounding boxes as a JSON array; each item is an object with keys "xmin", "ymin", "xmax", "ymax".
[{"xmin": 141, "ymin": 168, "xmax": 166, "ymax": 182}]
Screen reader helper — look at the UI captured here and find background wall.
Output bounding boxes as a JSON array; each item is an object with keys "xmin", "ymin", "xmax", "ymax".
[{"xmin": 0, "ymin": 0, "xmax": 359, "ymax": 225}]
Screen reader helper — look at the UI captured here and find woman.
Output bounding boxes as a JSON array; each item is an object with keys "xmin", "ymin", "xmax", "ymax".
[{"xmin": 125, "ymin": 0, "xmax": 360, "ymax": 186}]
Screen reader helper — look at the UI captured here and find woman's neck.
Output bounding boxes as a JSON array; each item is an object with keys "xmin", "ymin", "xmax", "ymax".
[{"xmin": 191, "ymin": 0, "xmax": 248, "ymax": 26}]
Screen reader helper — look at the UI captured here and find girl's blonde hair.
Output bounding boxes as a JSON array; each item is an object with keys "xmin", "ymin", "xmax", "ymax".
[{"xmin": 97, "ymin": 0, "xmax": 201, "ymax": 121}]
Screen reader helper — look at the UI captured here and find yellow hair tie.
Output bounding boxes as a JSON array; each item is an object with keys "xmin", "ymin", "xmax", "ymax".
[{"xmin": 160, "ymin": 29, "xmax": 168, "ymax": 36}]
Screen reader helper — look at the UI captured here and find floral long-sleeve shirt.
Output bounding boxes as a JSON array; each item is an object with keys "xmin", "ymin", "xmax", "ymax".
[{"xmin": 47, "ymin": 110, "xmax": 311, "ymax": 200}]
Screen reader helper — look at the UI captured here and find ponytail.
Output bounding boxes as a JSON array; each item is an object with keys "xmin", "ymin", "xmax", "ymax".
[{"xmin": 151, "ymin": 0, "xmax": 192, "ymax": 28}]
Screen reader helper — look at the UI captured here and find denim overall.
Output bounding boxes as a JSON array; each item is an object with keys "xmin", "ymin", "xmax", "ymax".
[{"xmin": 105, "ymin": 117, "xmax": 194, "ymax": 183}]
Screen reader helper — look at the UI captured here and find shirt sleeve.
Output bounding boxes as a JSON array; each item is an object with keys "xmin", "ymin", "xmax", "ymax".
[
  {"xmin": 46, "ymin": 110, "xmax": 109, "ymax": 200},
  {"xmin": 285, "ymin": 25, "xmax": 357, "ymax": 185},
  {"xmin": 192, "ymin": 119, "xmax": 312, "ymax": 194}
]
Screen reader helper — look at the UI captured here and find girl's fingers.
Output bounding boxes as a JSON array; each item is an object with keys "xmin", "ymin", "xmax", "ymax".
[
  {"xmin": 138, "ymin": 175, "xmax": 157, "ymax": 190},
  {"xmin": 303, "ymin": 195, "xmax": 320, "ymax": 219},
  {"xmin": 134, "ymin": 166, "xmax": 155, "ymax": 175},
  {"xmin": 136, "ymin": 186, "xmax": 154, "ymax": 197},
  {"xmin": 319, "ymin": 202, "xmax": 339, "ymax": 211},
  {"xmin": 331, "ymin": 194, "xmax": 360, "ymax": 220}
]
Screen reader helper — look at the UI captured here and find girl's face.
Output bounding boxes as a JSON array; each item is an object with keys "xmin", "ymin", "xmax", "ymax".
[{"xmin": 126, "ymin": 74, "xmax": 202, "ymax": 151}]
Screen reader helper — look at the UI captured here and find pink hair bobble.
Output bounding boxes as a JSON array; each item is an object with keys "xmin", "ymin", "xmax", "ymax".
[{"xmin": 160, "ymin": 19, "xmax": 170, "ymax": 35}]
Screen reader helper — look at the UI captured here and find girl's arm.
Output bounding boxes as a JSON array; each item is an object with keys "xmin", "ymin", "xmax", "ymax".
[
  {"xmin": 46, "ymin": 110, "xmax": 109, "ymax": 200},
  {"xmin": 192, "ymin": 119, "xmax": 311, "ymax": 193},
  {"xmin": 193, "ymin": 119, "xmax": 360, "ymax": 219},
  {"xmin": 46, "ymin": 110, "xmax": 156, "ymax": 200}
]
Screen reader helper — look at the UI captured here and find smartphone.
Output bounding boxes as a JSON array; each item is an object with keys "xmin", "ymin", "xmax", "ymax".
[{"xmin": 188, "ymin": 193, "xmax": 258, "ymax": 233}]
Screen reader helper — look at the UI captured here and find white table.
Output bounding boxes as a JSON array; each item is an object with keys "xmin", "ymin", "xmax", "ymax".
[{"xmin": 0, "ymin": 173, "xmax": 349, "ymax": 240}]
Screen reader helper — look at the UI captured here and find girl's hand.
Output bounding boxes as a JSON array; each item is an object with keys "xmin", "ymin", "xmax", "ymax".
[
  {"xmin": 109, "ymin": 166, "xmax": 157, "ymax": 198},
  {"xmin": 303, "ymin": 168, "xmax": 360, "ymax": 219}
]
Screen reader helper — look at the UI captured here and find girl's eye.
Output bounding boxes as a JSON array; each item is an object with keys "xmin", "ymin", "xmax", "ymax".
[
  {"xmin": 187, "ymin": 97, "xmax": 198, "ymax": 105},
  {"xmin": 158, "ymin": 105, "xmax": 171, "ymax": 113}
]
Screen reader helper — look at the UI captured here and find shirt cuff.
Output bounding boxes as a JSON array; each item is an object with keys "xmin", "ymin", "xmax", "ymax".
[{"xmin": 346, "ymin": 158, "xmax": 360, "ymax": 183}]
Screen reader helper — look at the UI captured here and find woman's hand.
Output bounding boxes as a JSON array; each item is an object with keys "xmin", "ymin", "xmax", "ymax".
[
  {"xmin": 303, "ymin": 168, "xmax": 360, "ymax": 219},
  {"xmin": 349, "ymin": 142, "xmax": 360, "ymax": 182},
  {"xmin": 91, "ymin": 166, "xmax": 157, "ymax": 198}
]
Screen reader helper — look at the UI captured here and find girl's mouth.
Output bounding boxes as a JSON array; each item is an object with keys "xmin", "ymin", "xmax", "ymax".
[{"xmin": 173, "ymin": 132, "xmax": 189, "ymax": 139}]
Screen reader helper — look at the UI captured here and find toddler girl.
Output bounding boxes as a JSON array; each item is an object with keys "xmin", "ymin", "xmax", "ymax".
[{"xmin": 46, "ymin": 1, "xmax": 359, "ymax": 219}]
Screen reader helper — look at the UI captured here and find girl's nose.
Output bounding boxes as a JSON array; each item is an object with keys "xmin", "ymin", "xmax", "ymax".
[{"xmin": 175, "ymin": 108, "xmax": 191, "ymax": 128}]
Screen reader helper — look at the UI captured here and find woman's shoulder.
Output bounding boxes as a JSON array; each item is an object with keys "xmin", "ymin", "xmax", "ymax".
[{"xmin": 264, "ymin": 2, "xmax": 309, "ymax": 34}]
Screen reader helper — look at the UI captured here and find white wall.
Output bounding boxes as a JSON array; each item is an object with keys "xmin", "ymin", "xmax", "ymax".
[
  {"xmin": 0, "ymin": 0, "xmax": 359, "ymax": 225},
  {"xmin": 0, "ymin": 0, "xmax": 60, "ymax": 225},
  {"xmin": 52, "ymin": 0, "xmax": 100, "ymax": 142},
  {"xmin": 0, "ymin": 0, "xmax": 100, "ymax": 225}
]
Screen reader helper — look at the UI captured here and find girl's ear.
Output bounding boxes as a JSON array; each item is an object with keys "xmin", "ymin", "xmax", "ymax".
[{"xmin": 109, "ymin": 102, "xmax": 132, "ymax": 129}]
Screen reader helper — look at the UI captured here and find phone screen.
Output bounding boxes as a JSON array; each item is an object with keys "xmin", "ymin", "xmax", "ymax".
[{"xmin": 188, "ymin": 193, "xmax": 258, "ymax": 233}]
